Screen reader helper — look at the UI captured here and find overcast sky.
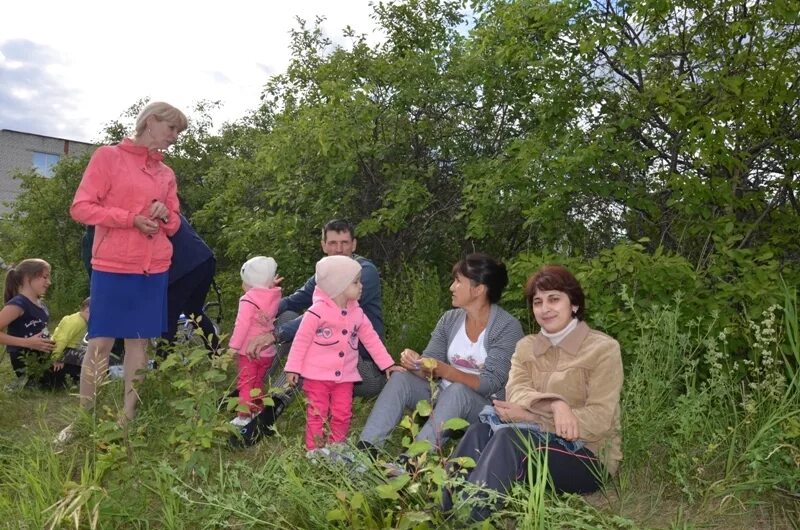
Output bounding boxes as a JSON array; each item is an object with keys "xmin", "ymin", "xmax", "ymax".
[{"xmin": 0, "ymin": 0, "xmax": 379, "ymax": 143}]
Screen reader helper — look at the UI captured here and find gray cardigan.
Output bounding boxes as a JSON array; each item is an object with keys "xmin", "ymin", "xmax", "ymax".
[{"xmin": 422, "ymin": 304, "xmax": 524, "ymax": 400}]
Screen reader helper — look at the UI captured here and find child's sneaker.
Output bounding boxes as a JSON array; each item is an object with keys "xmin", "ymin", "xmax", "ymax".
[
  {"xmin": 230, "ymin": 415, "xmax": 252, "ymax": 427},
  {"xmin": 328, "ymin": 443, "xmax": 356, "ymax": 464},
  {"xmin": 327, "ymin": 443, "xmax": 367, "ymax": 473},
  {"xmin": 228, "ymin": 414, "xmax": 262, "ymax": 449},
  {"xmin": 305, "ymin": 447, "xmax": 331, "ymax": 464}
]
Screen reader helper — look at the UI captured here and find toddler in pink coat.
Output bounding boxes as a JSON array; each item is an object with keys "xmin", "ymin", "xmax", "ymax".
[
  {"xmin": 228, "ymin": 256, "xmax": 281, "ymax": 427},
  {"xmin": 285, "ymin": 255, "xmax": 401, "ymax": 453}
]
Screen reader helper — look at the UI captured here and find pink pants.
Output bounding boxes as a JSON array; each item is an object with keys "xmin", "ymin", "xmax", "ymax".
[
  {"xmin": 303, "ymin": 379, "xmax": 355, "ymax": 450},
  {"xmin": 237, "ymin": 353, "xmax": 275, "ymax": 416}
]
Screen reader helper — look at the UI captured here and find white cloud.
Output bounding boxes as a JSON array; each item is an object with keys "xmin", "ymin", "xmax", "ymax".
[
  {"xmin": 10, "ymin": 87, "xmax": 37, "ymax": 100},
  {"xmin": 0, "ymin": 0, "xmax": 380, "ymax": 142}
]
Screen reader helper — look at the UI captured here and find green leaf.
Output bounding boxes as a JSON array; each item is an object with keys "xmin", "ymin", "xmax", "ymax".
[
  {"xmin": 375, "ymin": 484, "xmax": 400, "ymax": 500},
  {"xmin": 388, "ymin": 473, "xmax": 411, "ymax": 490},
  {"xmin": 415, "ymin": 400, "xmax": 432, "ymax": 417},
  {"xmin": 450, "ymin": 456, "xmax": 476, "ymax": 469},
  {"xmin": 350, "ymin": 492, "xmax": 364, "ymax": 510},
  {"xmin": 203, "ymin": 370, "xmax": 226, "ymax": 383},
  {"xmin": 406, "ymin": 440, "xmax": 432, "ymax": 457},
  {"xmin": 403, "ymin": 511, "xmax": 432, "ymax": 523},
  {"xmin": 326, "ymin": 509, "xmax": 347, "ymax": 521},
  {"xmin": 441, "ymin": 417, "xmax": 470, "ymax": 431}
]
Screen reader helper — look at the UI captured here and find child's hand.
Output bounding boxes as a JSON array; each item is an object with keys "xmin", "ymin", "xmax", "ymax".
[
  {"xmin": 286, "ymin": 372, "xmax": 300, "ymax": 386},
  {"xmin": 384, "ymin": 364, "xmax": 407, "ymax": 379},
  {"xmin": 27, "ymin": 333, "xmax": 55, "ymax": 353},
  {"xmin": 53, "ymin": 361, "xmax": 64, "ymax": 372}
]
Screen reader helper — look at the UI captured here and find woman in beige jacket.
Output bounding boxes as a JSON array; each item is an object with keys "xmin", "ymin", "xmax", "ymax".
[{"xmin": 443, "ymin": 264, "xmax": 623, "ymax": 522}]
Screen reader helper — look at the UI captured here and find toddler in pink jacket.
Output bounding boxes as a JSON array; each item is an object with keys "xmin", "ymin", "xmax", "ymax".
[
  {"xmin": 229, "ymin": 256, "xmax": 281, "ymax": 427},
  {"xmin": 285, "ymin": 255, "xmax": 401, "ymax": 452}
]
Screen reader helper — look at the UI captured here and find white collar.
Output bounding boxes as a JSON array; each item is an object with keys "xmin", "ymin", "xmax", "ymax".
[{"xmin": 541, "ymin": 318, "xmax": 579, "ymax": 345}]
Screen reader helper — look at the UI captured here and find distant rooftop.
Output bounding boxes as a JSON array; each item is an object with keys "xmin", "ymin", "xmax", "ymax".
[{"xmin": 0, "ymin": 128, "xmax": 96, "ymax": 146}]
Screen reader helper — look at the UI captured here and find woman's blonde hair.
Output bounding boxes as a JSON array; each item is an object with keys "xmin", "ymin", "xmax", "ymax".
[{"xmin": 134, "ymin": 101, "xmax": 188, "ymax": 137}]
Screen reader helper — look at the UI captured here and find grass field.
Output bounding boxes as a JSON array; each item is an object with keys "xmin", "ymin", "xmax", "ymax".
[
  {"xmin": 0, "ymin": 343, "xmax": 796, "ymax": 529},
  {"xmin": 1, "ymin": 285, "xmax": 798, "ymax": 529}
]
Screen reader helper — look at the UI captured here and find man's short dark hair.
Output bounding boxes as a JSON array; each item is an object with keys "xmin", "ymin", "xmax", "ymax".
[{"xmin": 322, "ymin": 219, "xmax": 356, "ymax": 240}]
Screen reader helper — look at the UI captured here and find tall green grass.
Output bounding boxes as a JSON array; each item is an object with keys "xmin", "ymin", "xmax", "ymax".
[{"xmin": 0, "ymin": 276, "xmax": 798, "ymax": 528}]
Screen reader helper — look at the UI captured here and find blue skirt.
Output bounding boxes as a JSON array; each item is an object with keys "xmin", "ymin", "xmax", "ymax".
[{"xmin": 88, "ymin": 271, "xmax": 168, "ymax": 339}]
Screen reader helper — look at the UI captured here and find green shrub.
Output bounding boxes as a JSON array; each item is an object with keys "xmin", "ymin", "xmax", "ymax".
[
  {"xmin": 382, "ymin": 265, "xmax": 449, "ymax": 356},
  {"xmin": 619, "ymin": 290, "xmax": 800, "ymax": 502}
]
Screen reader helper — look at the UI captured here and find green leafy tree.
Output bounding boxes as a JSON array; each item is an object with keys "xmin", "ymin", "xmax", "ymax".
[
  {"xmin": 0, "ymin": 155, "xmax": 93, "ymax": 315},
  {"xmin": 461, "ymin": 0, "xmax": 799, "ymax": 264}
]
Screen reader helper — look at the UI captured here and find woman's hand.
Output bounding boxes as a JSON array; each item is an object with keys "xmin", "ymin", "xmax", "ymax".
[
  {"xmin": 551, "ymin": 400, "xmax": 580, "ymax": 440},
  {"xmin": 286, "ymin": 372, "xmax": 300, "ymax": 386},
  {"xmin": 493, "ymin": 400, "xmax": 535, "ymax": 423},
  {"xmin": 134, "ymin": 215, "xmax": 159, "ymax": 236},
  {"xmin": 384, "ymin": 364, "xmax": 407, "ymax": 379},
  {"xmin": 26, "ymin": 332, "xmax": 55, "ymax": 353},
  {"xmin": 399, "ymin": 348, "xmax": 422, "ymax": 371},
  {"xmin": 246, "ymin": 332, "xmax": 274, "ymax": 359},
  {"xmin": 149, "ymin": 200, "xmax": 169, "ymax": 222},
  {"xmin": 424, "ymin": 358, "xmax": 448, "ymax": 378}
]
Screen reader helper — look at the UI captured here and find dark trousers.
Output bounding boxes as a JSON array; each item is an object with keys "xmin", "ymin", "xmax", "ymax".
[
  {"xmin": 10, "ymin": 351, "xmax": 81, "ymax": 389},
  {"xmin": 159, "ymin": 258, "xmax": 218, "ymax": 355},
  {"xmin": 442, "ymin": 423, "xmax": 606, "ymax": 522}
]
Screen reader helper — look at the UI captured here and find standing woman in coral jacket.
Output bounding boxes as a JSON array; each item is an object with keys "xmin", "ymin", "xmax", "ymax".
[{"xmin": 70, "ymin": 101, "xmax": 187, "ymax": 424}]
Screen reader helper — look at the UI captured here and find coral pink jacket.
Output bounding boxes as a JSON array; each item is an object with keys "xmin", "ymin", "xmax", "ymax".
[
  {"xmin": 70, "ymin": 139, "xmax": 180, "ymax": 274},
  {"xmin": 229, "ymin": 286, "xmax": 281, "ymax": 358},
  {"xmin": 285, "ymin": 287, "xmax": 394, "ymax": 382}
]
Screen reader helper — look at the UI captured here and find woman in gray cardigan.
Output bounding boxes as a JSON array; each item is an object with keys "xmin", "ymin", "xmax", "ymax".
[{"xmin": 358, "ymin": 253, "xmax": 524, "ymax": 453}]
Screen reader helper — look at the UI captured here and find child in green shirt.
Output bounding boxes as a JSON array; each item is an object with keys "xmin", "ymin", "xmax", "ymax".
[{"xmin": 52, "ymin": 297, "xmax": 90, "ymax": 381}]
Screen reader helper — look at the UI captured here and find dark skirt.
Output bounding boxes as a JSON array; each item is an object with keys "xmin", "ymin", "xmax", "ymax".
[{"xmin": 88, "ymin": 271, "xmax": 168, "ymax": 339}]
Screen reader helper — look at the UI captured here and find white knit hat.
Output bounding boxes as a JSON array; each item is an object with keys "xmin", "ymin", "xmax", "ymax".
[
  {"xmin": 315, "ymin": 255, "xmax": 361, "ymax": 298},
  {"xmin": 240, "ymin": 256, "xmax": 277, "ymax": 288}
]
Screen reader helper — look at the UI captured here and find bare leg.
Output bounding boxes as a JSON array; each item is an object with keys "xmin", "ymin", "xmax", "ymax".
[
  {"xmin": 80, "ymin": 337, "xmax": 114, "ymax": 409},
  {"xmin": 122, "ymin": 338, "xmax": 149, "ymax": 422}
]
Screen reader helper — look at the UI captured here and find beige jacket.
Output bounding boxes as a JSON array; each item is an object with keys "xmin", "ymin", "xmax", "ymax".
[{"xmin": 506, "ymin": 321, "xmax": 623, "ymax": 475}]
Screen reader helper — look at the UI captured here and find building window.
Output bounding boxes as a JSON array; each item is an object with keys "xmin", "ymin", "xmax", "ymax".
[{"xmin": 32, "ymin": 152, "xmax": 61, "ymax": 177}]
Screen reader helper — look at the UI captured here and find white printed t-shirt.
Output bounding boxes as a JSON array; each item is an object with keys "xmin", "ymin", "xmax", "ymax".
[{"xmin": 441, "ymin": 320, "xmax": 487, "ymax": 389}]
